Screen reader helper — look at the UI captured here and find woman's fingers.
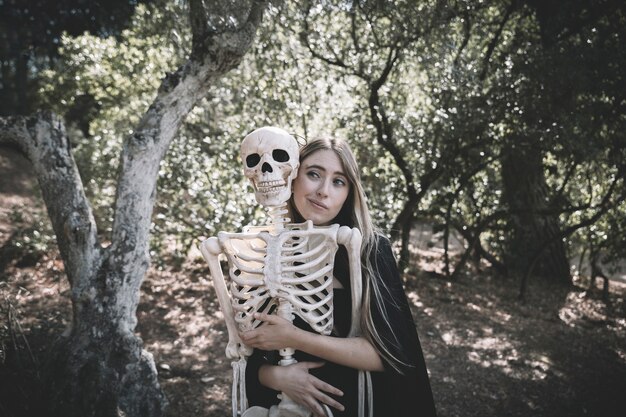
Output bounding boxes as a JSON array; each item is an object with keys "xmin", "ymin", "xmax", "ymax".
[
  {"xmin": 239, "ymin": 329, "xmax": 256, "ymax": 341},
  {"xmin": 299, "ymin": 363, "xmax": 344, "ymax": 412},
  {"xmin": 312, "ymin": 376, "xmax": 344, "ymax": 398},
  {"xmin": 238, "ymin": 330, "xmax": 256, "ymax": 347},
  {"xmin": 300, "ymin": 361, "xmax": 326, "ymax": 370},
  {"xmin": 274, "ymin": 362, "xmax": 345, "ymax": 414},
  {"xmin": 298, "ymin": 362, "xmax": 344, "ymax": 398},
  {"xmin": 238, "ymin": 328, "xmax": 277, "ymax": 349},
  {"xmin": 253, "ymin": 311, "xmax": 283, "ymax": 324},
  {"xmin": 305, "ymin": 398, "xmax": 327, "ymax": 417},
  {"xmin": 313, "ymin": 390, "xmax": 344, "ymax": 412},
  {"xmin": 238, "ymin": 312, "xmax": 300, "ymax": 350}
]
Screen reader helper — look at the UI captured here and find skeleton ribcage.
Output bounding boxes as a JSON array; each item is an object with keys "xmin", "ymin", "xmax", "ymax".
[{"xmin": 218, "ymin": 221, "xmax": 339, "ymax": 335}]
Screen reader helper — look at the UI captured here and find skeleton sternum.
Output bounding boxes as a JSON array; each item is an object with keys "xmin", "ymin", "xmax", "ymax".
[{"xmin": 263, "ymin": 234, "xmax": 286, "ymax": 298}]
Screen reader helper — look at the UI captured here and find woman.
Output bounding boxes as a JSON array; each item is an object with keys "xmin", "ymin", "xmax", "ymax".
[{"xmin": 240, "ymin": 138, "xmax": 437, "ymax": 417}]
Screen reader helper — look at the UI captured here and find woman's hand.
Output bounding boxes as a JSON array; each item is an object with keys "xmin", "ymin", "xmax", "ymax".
[
  {"xmin": 239, "ymin": 312, "xmax": 302, "ymax": 350},
  {"xmin": 259, "ymin": 362, "xmax": 344, "ymax": 417},
  {"xmin": 241, "ymin": 311, "xmax": 384, "ymax": 372}
]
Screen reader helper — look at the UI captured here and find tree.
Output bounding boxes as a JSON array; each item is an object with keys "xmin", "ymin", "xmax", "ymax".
[
  {"xmin": 505, "ymin": 0, "xmax": 626, "ymax": 292},
  {"xmin": 413, "ymin": 0, "xmax": 625, "ymax": 293},
  {"xmin": 298, "ymin": 0, "xmax": 456, "ymax": 269},
  {"xmin": 0, "ymin": 0, "xmax": 154, "ymax": 116},
  {"xmin": 36, "ymin": 1, "xmax": 361, "ymax": 267},
  {"xmin": 0, "ymin": 0, "xmax": 269, "ymax": 415}
]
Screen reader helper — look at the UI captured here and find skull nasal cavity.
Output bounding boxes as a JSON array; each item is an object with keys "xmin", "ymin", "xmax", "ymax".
[{"xmin": 262, "ymin": 162, "xmax": 273, "ymax": 173}]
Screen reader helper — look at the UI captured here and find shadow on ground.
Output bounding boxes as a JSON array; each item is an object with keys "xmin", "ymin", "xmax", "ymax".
[{"xmin": 1, "ymin": 251, "xmax": 625, "ymax": 417}]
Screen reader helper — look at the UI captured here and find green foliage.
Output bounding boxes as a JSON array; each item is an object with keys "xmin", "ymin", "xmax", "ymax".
[
  {"xmin": 32, "ymin": 0, "xmax": 626, "ymax": 278},
  {"xmin": 39, "ymin": 1, "xmax": 357, "ymax": 264},
  {"xmin": 39, "ymin": 1, "xmax": 194, "ymax": 262},
  {"xmin": 0, "ymin": 0, "xmax": 148, "ymax": 116}
]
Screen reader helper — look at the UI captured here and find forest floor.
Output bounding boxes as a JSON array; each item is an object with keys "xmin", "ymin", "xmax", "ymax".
[{"xmin": 1, "ymin": 148, "xmax": 626, "ymax": 417}]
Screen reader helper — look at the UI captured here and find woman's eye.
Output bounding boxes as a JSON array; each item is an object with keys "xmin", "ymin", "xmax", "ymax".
[
  {"xmin": 307, "ymin": 171, "xmax": 320, "ymax": 179},
  {"xmin": 334, "ymin": 178, "xmax": 346, "ymax": 186}
]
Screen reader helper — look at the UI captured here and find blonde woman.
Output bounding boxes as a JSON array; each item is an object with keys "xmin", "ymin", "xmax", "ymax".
[{"xmin": 240, "ymin": 138, "xmax": 437, "ymax": 417}]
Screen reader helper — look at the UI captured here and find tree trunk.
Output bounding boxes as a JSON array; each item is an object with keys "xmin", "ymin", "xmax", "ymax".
[
  {"xmin": 0, "ymin": 112, "xmax": 168, "ymax": 417},
  {"xmin": 501, "ymin": 138, "xmax": 571, "ymax": 285},
  {"xmin": 391, "ymin": 195, "xmax": 418, "ymax": 271},
  {"xmin": 0, "ymin": 2, "xmax": 268, "ymax": 415},
  {"xmin": 44, "ymin": 258, "xmax": 167, "ymax": 416}
]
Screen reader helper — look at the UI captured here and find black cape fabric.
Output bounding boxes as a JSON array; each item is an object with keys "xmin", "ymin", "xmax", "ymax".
[{"xmin": 245, "ymin": 236, "xmax": 437, "ymax": 417}]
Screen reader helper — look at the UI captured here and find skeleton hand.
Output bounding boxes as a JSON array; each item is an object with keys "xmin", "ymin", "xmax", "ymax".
[
  {"xmin": 259, "ymin": 362, "xmax": 344, "ymax": 417},
  {"xmin": 239, "ymin": 312, "xmax": 301, "ymax": 350}
]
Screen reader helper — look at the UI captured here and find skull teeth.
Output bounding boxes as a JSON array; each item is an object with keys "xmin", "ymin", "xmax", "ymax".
[{"xmin": 256, "ymin": 180, "xmax": 286, "ymax": 193}]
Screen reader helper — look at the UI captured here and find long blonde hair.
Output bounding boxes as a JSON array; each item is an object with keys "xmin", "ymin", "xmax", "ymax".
[{"xmin": 289, "ymin": 137, "xmax": 407, "ymax": 373}]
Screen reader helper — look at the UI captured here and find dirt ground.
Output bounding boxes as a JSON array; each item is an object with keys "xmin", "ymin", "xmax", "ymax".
[{"xmin": 1, "ymin": 148, "xmax": 626, "ymax": 417}]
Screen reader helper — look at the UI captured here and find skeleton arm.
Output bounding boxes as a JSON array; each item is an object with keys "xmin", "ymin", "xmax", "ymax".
[
  {"xmin": 337, "ymin": 226, "xmax": 376, "ymax": 417},
  {"xmin": 199, "ymin": 237, "xmax": 249, "ymax": 359},
  {"xmin": 337, "ymin": 226, "xmax": 363, "ymax": 337}
]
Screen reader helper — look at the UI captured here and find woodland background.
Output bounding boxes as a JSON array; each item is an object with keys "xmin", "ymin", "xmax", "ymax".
[{"xmin": 0, "ymin": 1, "xmax": 625, "ymax": 416}]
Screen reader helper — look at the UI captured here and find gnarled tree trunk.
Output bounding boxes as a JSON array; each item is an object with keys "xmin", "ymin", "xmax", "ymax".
[
  {"xmin": 0, "ymin": 1, "xmax": 268, "ymax": 416},
  {"xmin": 501, "ymin": 138, "xmax": 571, "ymax": 285}
]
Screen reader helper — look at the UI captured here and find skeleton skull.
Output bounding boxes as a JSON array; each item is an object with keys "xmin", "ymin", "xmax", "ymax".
[{"xmin": 241, "ymin": 127, "xmax": 300, "ymax": 207}]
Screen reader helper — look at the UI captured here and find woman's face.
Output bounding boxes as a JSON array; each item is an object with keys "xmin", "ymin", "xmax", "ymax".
[{"xmin": 292, "ymin": 149, "xmax": 350, "ymax": 226}]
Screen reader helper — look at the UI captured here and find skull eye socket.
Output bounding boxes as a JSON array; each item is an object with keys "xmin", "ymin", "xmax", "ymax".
[
  {"xmin": 246, "ymin": 153, "xmax": 261, "ymax": 167},
  {"xmin": 272, "ymin": 149, "xmax": 290, "ymax": 162}
]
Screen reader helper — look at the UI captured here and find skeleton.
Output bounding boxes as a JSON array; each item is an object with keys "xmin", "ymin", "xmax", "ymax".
[{"xmin": 199, "ymin": 127, "xmax": 371, "ymax": 417}]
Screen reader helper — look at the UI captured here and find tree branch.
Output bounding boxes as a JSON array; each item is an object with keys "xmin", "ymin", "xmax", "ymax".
[
  {"xmin": 109, "ymin": 0, "xmax": 268, "ymax": 297},
  {"xmin": 349, "ymin": 1, "xmax": 362, "ymax": 54},
  {"xmin": 0, "ymin": 112, "xmax": 101, "ymax": 286},
  {"xmin": 189, "ymin": 0, "xmax": 210, "ymax": 55},
  {"xmin": 479, "ymin": 0, "xmax": 516, "ymax": 80},
  {"xmin": 520, "ymin": 175, "xmax": 625, "ymax": 298},
  {"xmin": 300, "ymin": 11, "xmax": 355, "ymax": 78},
  {"xmin": 453, "ymin": 10, "xmax": 472, "ymax": 67}
]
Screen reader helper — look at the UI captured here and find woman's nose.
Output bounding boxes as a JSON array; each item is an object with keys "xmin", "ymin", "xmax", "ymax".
[{"xmin": 316, "ymin": 180, "xmax": 329, "ymax": 197}]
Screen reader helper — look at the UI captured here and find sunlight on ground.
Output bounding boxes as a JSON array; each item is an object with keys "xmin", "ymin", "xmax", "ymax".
[
  {"xmin": 557, "ymin": 285, "xmax": 626, "ymax": 368},
  {"xmin": 439, "ymin": 326, "xmax": 560, "ymax": 381},
  {"xmin": 410, "ymin": 281, "xmax": 568, "ymax": 383},
  {"xmin": 405, "ymin": 260, "xmax": 626, "ymax": 404},
  {"xmin": 558, "ymin": 290, "xmax": 612, "ymax": 327},
  {"xmin": 5, "ymin": 262, "xmax": 70, "ymax": 329},
  {"xmin": 407, "ymin": 290, "xmax": 423, "ymax": 307}
]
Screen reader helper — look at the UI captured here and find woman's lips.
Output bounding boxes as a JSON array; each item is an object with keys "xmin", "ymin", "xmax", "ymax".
[{"xmin": 308, "ymin": 198, "xmax": 328, "ymax": 210}]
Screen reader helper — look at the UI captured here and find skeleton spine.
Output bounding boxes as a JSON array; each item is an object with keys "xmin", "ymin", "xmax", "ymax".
[{"xmin": 267, "ymin": 203, "xmax": 290, "ymax": 232}]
